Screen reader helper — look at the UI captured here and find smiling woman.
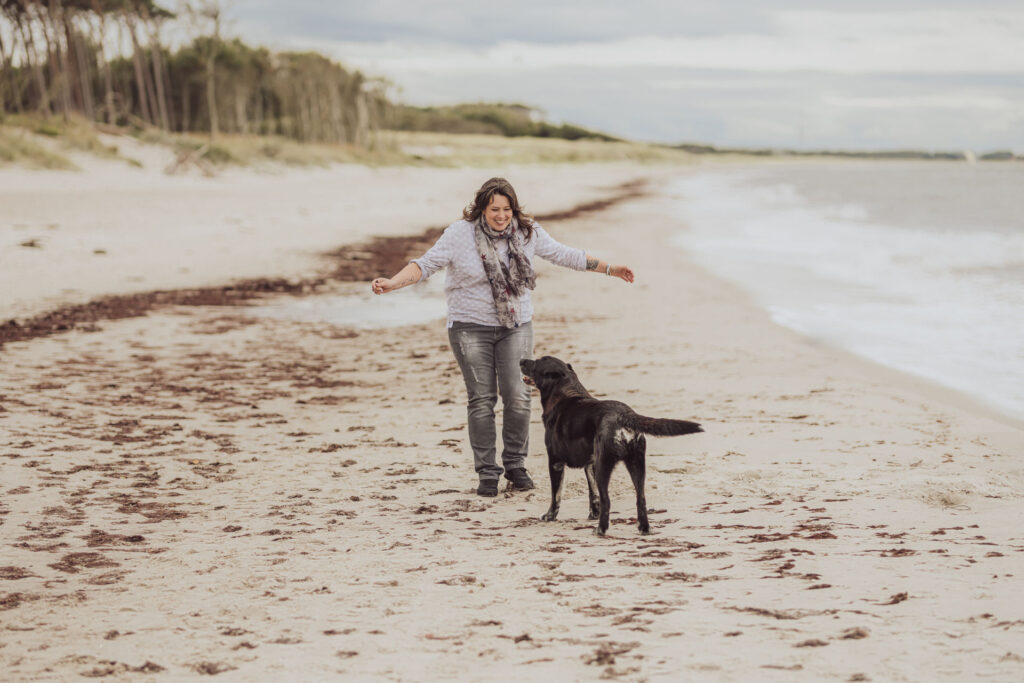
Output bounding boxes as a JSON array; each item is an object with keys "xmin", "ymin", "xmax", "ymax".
[{"xmin": 371, "ymin": 177, "xmax": 635, "ymax": 496}]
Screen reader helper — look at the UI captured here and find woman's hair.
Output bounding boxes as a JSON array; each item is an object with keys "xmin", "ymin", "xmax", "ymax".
[{"xmin": 463, "ymin": 177, "xmax": 535, "ymax": 241}]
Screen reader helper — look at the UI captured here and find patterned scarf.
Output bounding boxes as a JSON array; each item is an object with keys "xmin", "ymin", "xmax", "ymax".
[{"xmin": 474, "ymin": 216, "xmax": 536, "ymax": 328}]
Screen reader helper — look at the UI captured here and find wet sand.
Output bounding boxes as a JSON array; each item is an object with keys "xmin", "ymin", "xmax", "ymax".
[{"xmin": 1, "ymin": 160, "xmax": 1023, "ymax": 681}]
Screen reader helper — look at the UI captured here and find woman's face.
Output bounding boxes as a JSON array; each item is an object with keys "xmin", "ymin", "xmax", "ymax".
[{"xmin": 483, "ymin": 193, "xmax": 513, "ymax": 231}]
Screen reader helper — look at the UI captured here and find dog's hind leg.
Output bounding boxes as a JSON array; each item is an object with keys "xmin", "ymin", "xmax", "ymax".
[
  {"xmin": 623, "ymin": 438, "xmax": 650, "ymax": 534},
  {"xmin": 594, "ymin": 454, "xmax": 614, "ymax": 536},
  {"xmin": 584, "ymin": 462, "xmax": 600, "ymax": 520},
  {"xmin": 541, "ymin": 461, "xmax": 565, "ymax": 521}
]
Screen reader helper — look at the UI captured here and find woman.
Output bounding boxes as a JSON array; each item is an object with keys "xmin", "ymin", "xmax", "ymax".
[{"xmin": 371, "ymin": 177, "xmax": 634, "ymax": 497}]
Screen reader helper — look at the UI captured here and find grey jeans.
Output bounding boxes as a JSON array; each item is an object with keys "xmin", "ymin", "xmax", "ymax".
[{"xmin": 447, "ymin": 321, "xmax": 534, "ymax": 482}]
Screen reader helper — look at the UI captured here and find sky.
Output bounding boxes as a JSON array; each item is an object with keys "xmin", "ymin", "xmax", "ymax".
[{"xmin": 227, "ymin": 1, "xmax": 1024, "ymax": 152}]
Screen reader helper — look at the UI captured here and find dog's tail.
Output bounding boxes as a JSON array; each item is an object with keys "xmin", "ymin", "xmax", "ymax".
[{"xmin": 622, "ymin": 413, "xmax": 703, "ymax": 437}]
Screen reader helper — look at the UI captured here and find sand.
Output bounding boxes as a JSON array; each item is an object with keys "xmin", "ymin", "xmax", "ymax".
[{"xmin": 1, "ymin": 151, "xmax": 1023, "ymax": 681}]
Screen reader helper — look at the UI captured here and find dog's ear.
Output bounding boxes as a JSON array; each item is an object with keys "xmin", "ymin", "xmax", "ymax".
[{"xmin": 567, "ymin": 363, "xmax": 573, "ymax": 371}]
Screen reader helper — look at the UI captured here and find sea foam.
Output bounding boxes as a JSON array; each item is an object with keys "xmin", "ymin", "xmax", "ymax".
[{"xmin": 670, "ymin": 162, "xmax": 1024, "ymax": 421}]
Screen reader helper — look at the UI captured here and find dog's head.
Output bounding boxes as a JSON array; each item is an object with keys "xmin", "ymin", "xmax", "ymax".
[{"xmin": 520, "ymin": 355, "xmax": 579, "ymax": 395}]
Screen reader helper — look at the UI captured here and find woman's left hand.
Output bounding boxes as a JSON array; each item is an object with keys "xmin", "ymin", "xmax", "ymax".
[{"xmin": 610, "ymin": 265, "xmax": 635, "ymax": 283}]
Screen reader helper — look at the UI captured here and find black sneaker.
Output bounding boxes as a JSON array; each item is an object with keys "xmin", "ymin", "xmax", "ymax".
[
  {"xmin": 505, "ymin": 468, "xmax": 535, "ymax": 491},
  {"xmin": 477, "ymin": 479, "xmax": 499, "ymax": 497}
]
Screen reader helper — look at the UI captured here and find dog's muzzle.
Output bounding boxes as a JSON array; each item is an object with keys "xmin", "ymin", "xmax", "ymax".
[{"xmin": 519, "ymin": 359, "xmax": 536, "ymax": 386}]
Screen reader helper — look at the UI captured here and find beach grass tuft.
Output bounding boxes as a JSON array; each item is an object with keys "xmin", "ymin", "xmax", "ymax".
[
  {"xmin": 1, "ymin": 113, "xmax": 137, "ymax": 167},
  {"xmin": 0, "ymin": 125, "xmax": 78, "ymax": 170}
]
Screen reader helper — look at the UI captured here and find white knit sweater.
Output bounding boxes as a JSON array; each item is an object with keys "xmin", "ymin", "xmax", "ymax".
[{"xmin": 411, "ymin": 219, "xmax": 587, "ymax": 327}]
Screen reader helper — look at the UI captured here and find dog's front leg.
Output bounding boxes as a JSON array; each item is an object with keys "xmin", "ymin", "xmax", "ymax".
[
  {"xmin": 595, "ymin": 457, "xmax": 613, "ymax": 536},
  {"xmin": 540, "ymin": 461, "xmax": 565, "ymax": 521},
  {"xmin": 584, "ymin": 462, "xmax": 600, "ymax": 520}
]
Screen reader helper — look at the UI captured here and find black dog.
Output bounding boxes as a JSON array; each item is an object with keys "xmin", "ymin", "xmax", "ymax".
[{"xmin": 520, "ymin": 356, "xmax": 703, "ymax": 535}]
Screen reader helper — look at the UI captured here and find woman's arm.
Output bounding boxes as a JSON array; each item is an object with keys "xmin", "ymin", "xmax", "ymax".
[
  {"xmin": 372, "ymin": 262, "xmax": 422, "ymax": 295},
  {"xmin": 584, "ymin": 255, "xmax": 634, "ymax": 283},
  {"xmin": 532, "ymin": 224, "xmax": 634, "ymax": 283},
  {"xmin": 371, "ymin": 223, "xmax": 457, "ymax": 295}
]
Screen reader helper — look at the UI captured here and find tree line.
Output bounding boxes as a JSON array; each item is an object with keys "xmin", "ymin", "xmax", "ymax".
[
  {"xmin": 0, "ymin": 1, "xmax": 387, "ymax": 145},
  {"xmin": 391, "ymin": 102, "xmax": 621, "ymax": 142}
]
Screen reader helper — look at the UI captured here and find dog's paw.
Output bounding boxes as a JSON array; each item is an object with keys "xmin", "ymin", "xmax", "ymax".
[
  {"xmin": 639, "ymin": 526, "xmax": 652, "ymax": 535},
  {"xmin": 594, "ymin": 526, "xmax": 607, "ymax": 537},
  {"xmin": 540, "ymin": 512, "xmax": 558, "ymax": 522},
  {"xmin": 587, "ymin": 512, "xmax": 599, "ymax": 520}
]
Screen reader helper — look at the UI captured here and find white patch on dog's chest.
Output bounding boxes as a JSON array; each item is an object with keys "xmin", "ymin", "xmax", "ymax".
[{"xmin": 614, "ymin": 428, "xmax": 638, "ymax": 445}]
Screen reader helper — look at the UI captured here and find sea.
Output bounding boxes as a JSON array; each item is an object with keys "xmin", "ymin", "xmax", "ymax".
[{"xmin": 668, "ymin": 161, "xmax": 1024, "ymax": 422}]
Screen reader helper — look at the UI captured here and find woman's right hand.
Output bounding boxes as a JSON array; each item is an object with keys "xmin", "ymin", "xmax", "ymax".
[
  {"xmin": 371, "ymin": 277, "xmax": 394, "ymax": 295},
  {"xmin": 371, "ymin": 263, "xmax": 422, "ymax": 295}
]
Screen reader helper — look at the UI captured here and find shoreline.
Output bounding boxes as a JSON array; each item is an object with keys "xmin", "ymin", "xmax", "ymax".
[
  {"xmin": 775, "ymin": 329, "xmax": 1024, "ymax": 434},
  {"xmin": 2, "ymin": 160, "xmax": 1022, "ymax": 680},
  {"xmin": 664, "ymin": 160, "xmax": 1024, "ymax": 430}
]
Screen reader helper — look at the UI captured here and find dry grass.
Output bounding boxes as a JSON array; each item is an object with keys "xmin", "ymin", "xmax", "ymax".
[
  {"xmin": 386, "ymin": 130, "xmax": 698, "ymax": 166},
  {"xmin": 0, "ymin": 125, "xmax": 77, "ymax": 170},
  {"xmin": 1, "ymin": 115, "xmax": 700, "ymax": 170},
  {"xmin": 138, "ymin": 129, "xmax": 698, "ymax": 168},
  {"xmin": 137, "ymin": 129, "xmax": 424, "ymax": 168},
  {"xmin": 1, "ymin": 113, "xmax": 138, "ymax": 168}
]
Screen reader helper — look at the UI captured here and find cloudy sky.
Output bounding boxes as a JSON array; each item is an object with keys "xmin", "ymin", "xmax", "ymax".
[{"xmin": 229, "ymin": 1, "xmax": 1024, "ymax": 151}]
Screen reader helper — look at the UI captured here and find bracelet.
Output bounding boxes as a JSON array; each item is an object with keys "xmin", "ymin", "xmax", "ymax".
[{"xmin": 605, "ymin": 264, "xmax": 611, "ymax": 276}]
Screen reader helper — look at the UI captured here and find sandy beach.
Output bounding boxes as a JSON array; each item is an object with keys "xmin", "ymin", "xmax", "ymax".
[{"xmin": 2, "ymin": 151, "xmax": 1023, "ymax": 681}]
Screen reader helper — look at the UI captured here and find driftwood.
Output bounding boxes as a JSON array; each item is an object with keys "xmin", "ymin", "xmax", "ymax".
[{"xmin": 164, "ymin": 142, "xmax": 216, "ymax": 177}]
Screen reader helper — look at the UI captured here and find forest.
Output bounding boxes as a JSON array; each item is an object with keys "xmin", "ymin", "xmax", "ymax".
[{"xmin": 0, "ymin": 0, "xmax": 393, "ymax": 146}]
